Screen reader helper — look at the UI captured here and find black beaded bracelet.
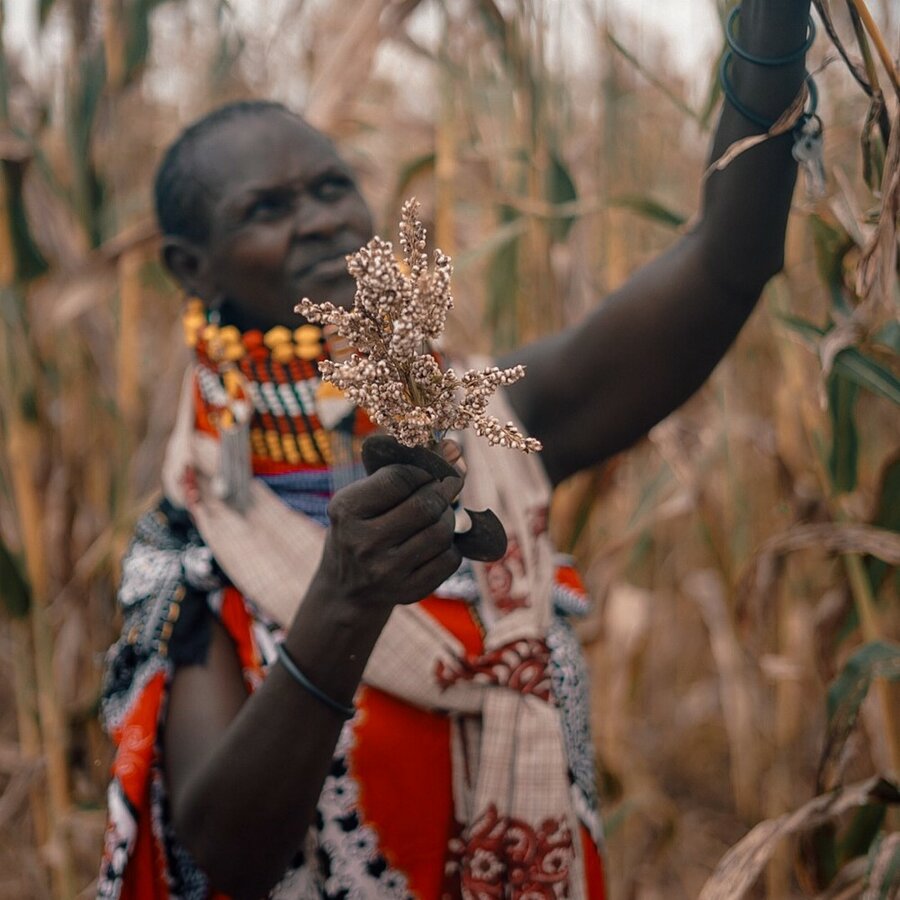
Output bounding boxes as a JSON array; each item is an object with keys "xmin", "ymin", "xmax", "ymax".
[
  {"xmin": 276, "ymin": 642, "xmax": 356, "ymax": 719},
  {"xmin": 726, "ymin": 7, "xmax": 817, "ymax": 67},
  {"xmin": 719, "ymin": 50, "xmax": 818, "ymax": 131}
]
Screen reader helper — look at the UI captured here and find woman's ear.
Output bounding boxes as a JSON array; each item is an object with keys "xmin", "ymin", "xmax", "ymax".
[{"xmin": 161, "ymin": 237, "xmax": 212, "ymax": 300}]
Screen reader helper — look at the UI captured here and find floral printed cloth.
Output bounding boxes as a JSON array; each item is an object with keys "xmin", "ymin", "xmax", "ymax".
[{"xmin": 98, "ymin": 500, "xmax": 606, "ymax": 899}]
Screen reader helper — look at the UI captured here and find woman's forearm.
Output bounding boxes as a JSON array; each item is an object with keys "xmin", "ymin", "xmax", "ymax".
[
  {"xmin": 699, "ymin": 0, "xmax": 813, "ymax": 296},
  {"xmin": 168, "ymin": 587, "xmax": 391, "ymax": 899},
  {"xmin": 164, "ymin": 463, "xmax": 461, "ymax": 898}
]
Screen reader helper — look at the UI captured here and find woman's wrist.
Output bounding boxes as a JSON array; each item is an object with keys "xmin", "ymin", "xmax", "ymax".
[
  {"xmin": 279, "ymin": 574, "xmax": 393, "ymax": 710},
  {"xmin": 726, "ymin": 0, "xmax": 813, "ymax": 125},
  {"xmin": 302, "ymin": 568, "xmax": 396, "ymax": 631},
  {"xmin": 737, "ymin": 0, "xmax": 812, "ymax": 56}
]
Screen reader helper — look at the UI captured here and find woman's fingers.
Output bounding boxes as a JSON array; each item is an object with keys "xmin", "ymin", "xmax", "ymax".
[
  {"xmin": 388, "ymin": 504, "xmax": 456, "ymax": 568},
  {"xmin": 328, "ymin": 464, "xmax": 433, "ymax": 522},
  {"xmin": 403, "ymin": 545, "xmax": 463, "ymax": 604},
  {"xmin": 319, "ymin": 450, "xmax": 466, "ymax": 609}
]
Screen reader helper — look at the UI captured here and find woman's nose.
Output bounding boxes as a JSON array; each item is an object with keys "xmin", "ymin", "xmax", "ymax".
[{"xmin": 292, "ymin": 196, "xmax": 342, "ymax": 240}]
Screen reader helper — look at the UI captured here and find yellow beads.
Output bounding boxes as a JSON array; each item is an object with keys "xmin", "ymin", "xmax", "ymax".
[
  {"xmin": 295, "ymin": 325, "xmax": 325, "ymax": 360},
  {"xmin": 264, "ymin": 326, "xmax": 294, "ymax": 364},
  {"xmin": 218, "ymin": 326, "xmax": 244, "ymax": 361},
  {"xmin": 264, "ymin": 324, "xmax": 326, "ymax": 362},
  {"xmin": 201, "ymin": 322, "xmax": 245, "ymax": 363},
  {"xmin": 182, "ymin": 305, "xmax": 325, "ymax": 364},
  {"xmin": 182, "ymin": 299, "xmax": 207, "ymax": 347},
  {"xmin": 250, "ymin": 429, "xmax": 267, "ymax": 457},
  {"xmin": 250, "ymin": 429, "xmax": 332, "ymax": 465},
  {"xmin": 265, "ymin": 430, "xmax": 284, "ymax": 461}
]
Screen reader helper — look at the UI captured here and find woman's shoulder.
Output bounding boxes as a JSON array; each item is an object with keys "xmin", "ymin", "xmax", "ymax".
[{"xmin": 101, "ymin": 499, "xmax": 224, "ymax": 731}]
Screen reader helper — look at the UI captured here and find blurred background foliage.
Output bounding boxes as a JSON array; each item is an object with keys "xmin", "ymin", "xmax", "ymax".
[{"xmin": 0, "ymin": 0, "xmax": 898, "ymax": 896}]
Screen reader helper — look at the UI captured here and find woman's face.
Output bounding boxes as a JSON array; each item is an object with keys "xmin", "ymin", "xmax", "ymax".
[{"xmin": 185, "ymin": 111, "xmax": 374, "ymax": 332}]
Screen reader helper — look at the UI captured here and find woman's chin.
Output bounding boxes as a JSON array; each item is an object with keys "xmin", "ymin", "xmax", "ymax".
[{"xmin": 301, "ymin": 277, "xmax": 356, "ymax": 311}]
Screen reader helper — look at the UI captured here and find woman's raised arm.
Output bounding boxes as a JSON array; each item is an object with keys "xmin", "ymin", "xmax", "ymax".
[{"xmin": 503, "ymin": 0, "xmax": 814, "ymax": 485}]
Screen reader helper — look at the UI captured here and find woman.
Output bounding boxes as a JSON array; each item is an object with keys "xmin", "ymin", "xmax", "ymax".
[{"xmin": 100, "ymin": 2, "xmax": 816, "ymax": 897}]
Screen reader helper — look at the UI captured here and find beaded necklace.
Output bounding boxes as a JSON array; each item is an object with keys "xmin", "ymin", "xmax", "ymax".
[{"xmin": 182, "ymin": 299, "xmax": 374, "ymax": 480}]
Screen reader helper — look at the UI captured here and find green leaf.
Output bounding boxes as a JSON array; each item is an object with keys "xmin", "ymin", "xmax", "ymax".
[
  {"xmin": 456, "ymin": 216, "xmax": 528, "ymax": 273},
  {"xmin": 392, "ymin": 152, "xmax": 435, "ymax": 214},
  {"xmin": 544, "ymin": 151, "xmax": 578, "ymax": 242},
  {"xmin": 776, "ymin": 316, "xmax": 900, "ymax": 406},
  {"xmin": 66, "ymin": 46, "xmax": 107, "ymax": 246},
  {"xmin": 486, "ymin": 205, "xmax": 521, "ymax": 352},
  {"xmin": 124, "ymin": 0, "xmax": 175, "ymax": 83},
  {"xmin": 809, "ymin": 215, "xmax": 854, "ymax": 313},
  {"xmin": 827, "ymin": 642, "xmax": 900, "ymax": 723},
  {"xmin": 798, "ymin": 824, "xmax": 838, "ymax": 891},
  {"xmin": 1, "ymin": 159, "xmax": 48, "ymax": 281},
  {"xmin": 38, "ymin": 0, "xmax": 56, "ymax": 26},
  {"xmin": 474, "ymin": 0, "xmax": 520, "ymax": 82},
  {"xmin": 867, "ymin": 453, "xmax": 900, "ymax": 593},
  {"xmin": 0, "ymin": 536, "xmax": 30, "ymax": 618},
  {"xmin": 835, "ymin": 349, "xmax": 900, "ymax": 406},
  {"xmin": 819, "ymin": 642, "xmax": 900, "ymax": 789},
  {"xmin": 602, "ymin": 798, "xmax": 638, "ymax": 839},
  {"xmin": 209, "ymin": 22, "xmax": 245, "ymax": 88},
  {"xmin": 873, "ymin": 321, "xmax": 900, "ymax": 354},
  {"xmin": 827, "ymin": 373, "xmax": 859, "ymax": 494},
  {"xmin": 861, "ymin": 96, "xmax": 887, "ymax": 191},
  {"xmin": 610, "ymin": 194, "xmax": 687, "ymax": 230},
  {"xmin": 836, "ymin": 804, "xmax": 885, "ymax": 866},
  {"xmin": 866, "ymin": 832, "xmax": 900, "ymax": 900},
  {"xmin": 777, "ymin": 313, "xmax": 826, "ymax": 341}
]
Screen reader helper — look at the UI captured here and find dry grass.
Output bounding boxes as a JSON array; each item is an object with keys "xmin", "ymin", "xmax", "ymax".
[{"xmin": 0, "ymin": 1, "xmax": 897, "ymax": 897}]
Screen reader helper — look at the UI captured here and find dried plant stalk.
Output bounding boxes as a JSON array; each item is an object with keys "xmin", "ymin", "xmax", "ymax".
[
  {"xmin": 116, "ymin": 244, "xmax": 144, "ymax": 515},
  {"xmin": 846, "ymin": 0, "xmax": 900, "ymax": 98},
  {"xmin": 6, "ymin": 418, "xmax": 76, "ymax": 900},
  {"xmin": 100, "ymin": 0, "xmax": 126, "ymax": 89},
  {"xmin": 0, "ymin": 177, "xmax": 15, "ymax": 284},
  {"xmin": 842, "ymin": 553, "xmax": 900, "ymax": 779},
  {"xmin": 296, "ymin": 198, "xmax": 542, "ymax": 453},
  {"xmin": 435, "ymin": 75, "xmax": 458, "ymax": 259},
  {"xmin": 8, "ymin": 619, "xmax": 48, "ymax": 867}
]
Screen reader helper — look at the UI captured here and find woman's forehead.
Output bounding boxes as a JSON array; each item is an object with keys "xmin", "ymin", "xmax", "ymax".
[{"xmin": 195, "ymin": 112, "xmax": 345, "ymax": 199}]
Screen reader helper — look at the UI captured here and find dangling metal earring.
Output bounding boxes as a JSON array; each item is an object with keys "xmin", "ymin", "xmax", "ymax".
[{"xmin": 208, "ymin": 295, "xmax": 223, "ymax": 326}]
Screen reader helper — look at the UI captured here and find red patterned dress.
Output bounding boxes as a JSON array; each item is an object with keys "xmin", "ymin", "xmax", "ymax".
[{"xmin": 98, "ymin": 330, "xmax": 606, "ymax": 899}]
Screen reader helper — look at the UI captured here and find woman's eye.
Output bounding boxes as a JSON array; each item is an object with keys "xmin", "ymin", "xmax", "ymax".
[
  {"xmin": 246, "ymin": 194, "xmax": 291, "ymax": 220},
  {"xmin": 314, "ymin": 177, "xmax": 352, "ymax": 201}
]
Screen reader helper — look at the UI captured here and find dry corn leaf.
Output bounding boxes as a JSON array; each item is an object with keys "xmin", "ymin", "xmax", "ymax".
[
  {"xmin": 820, "ymin": 316, "xmax": 867, "ymax": 377},
  {"xmin": 830, "ymin": 166, "xmax": 874, "ymax": 248},
  {"xmin": 738, "ymin": 523, "xmax": 900, "ymax": 615},
  {"xmin": 0, "ymin": 129, "xmax": 32, "ymax": 163},
  {"xmin": 704, "ymin": 82, "xmax": 809, "ymax": 179},
  {"xmin": 699, "ymin": 776, "xmax": 900, "ymax": 900},
  {"xmin": 0, "ymin": 759, "xmax": 42, "ymax": 831},
  {"xmin": 305, "ymin": 0, "xmax": 425, "ymax": 132},
  {"xmin": 814, "ymin": 856, "xmax": 869, "ymax": 899},
  {"xmin": 855, "ymin": 104, "xmax": 900, "ymax": 308},
  {"xmin": 684, "ymin": 569, "xmax": 762, "ymax": 820},
  {"xmin": 812, "ymin": 0, "xmax": 875, "ymax": 96}
]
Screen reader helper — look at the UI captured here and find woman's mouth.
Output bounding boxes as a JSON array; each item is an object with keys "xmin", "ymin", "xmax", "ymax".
[{"xmin": 292, "ymin": 252, "xmax": 353, "ymax": 284}]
